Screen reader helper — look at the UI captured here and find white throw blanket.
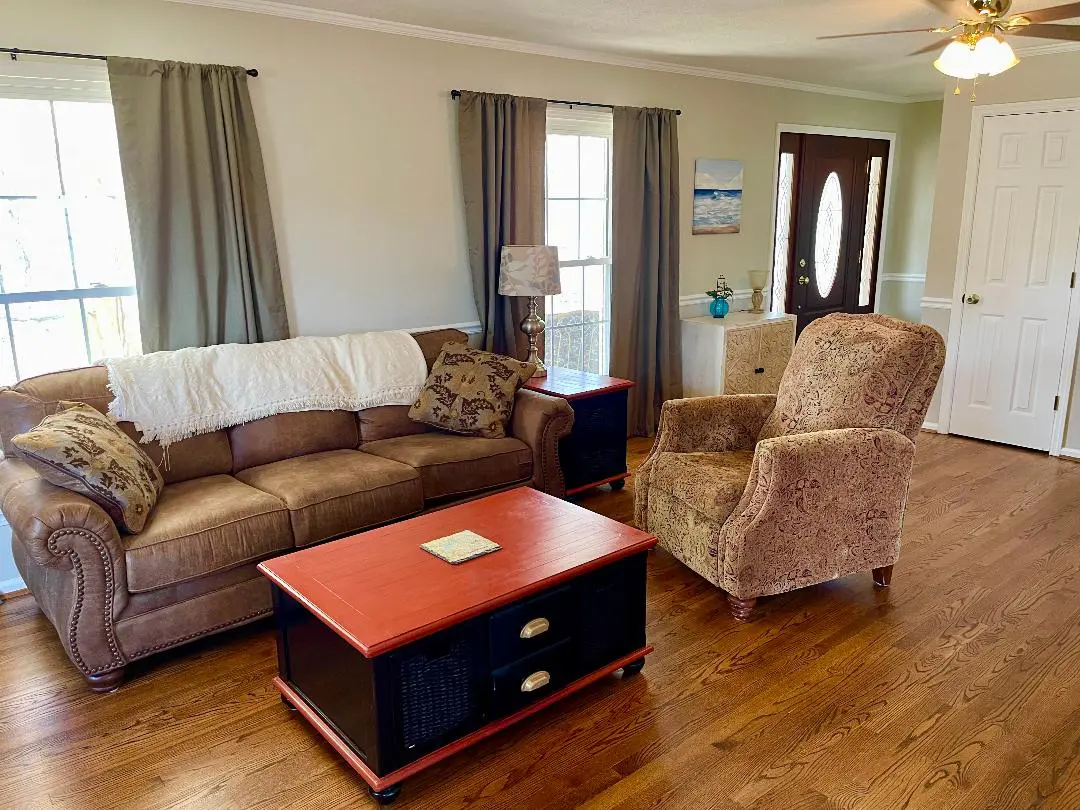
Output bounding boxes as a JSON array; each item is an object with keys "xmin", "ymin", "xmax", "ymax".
[{"xmin": 104, "ymin": 331, "xmax": 429, "ymax": 448}]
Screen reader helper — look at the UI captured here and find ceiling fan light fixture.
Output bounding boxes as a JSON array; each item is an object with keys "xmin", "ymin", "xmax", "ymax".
[
  {"xmin": 934, "ymin": 39, "xmax": 979, "ymax": 78},
  {"xmin": 974, "ymin": 34, "xmax": 1020, "ymax": 75}
]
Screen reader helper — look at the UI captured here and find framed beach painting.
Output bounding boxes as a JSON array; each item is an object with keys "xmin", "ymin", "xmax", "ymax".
[{"xmin": 693, "ymin": 159, "xmax": 743, "ymax": 235}]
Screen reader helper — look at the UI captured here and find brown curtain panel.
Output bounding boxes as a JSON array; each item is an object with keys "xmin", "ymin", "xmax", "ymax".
[
  {"xmin": 107, "ymin": 57, "xmax": 290, "ymax": 352},
  {"xmin": 611, "ymin": 107, "xmax": 682, "ymax": 436},
  {"xmin": 457, "ymin": 91, "xmax": 546, "ymax": 358}
]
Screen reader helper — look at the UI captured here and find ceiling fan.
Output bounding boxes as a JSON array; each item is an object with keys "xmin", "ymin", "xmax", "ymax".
[{"xmin": 819, "ymin": 1, "xmax": 1080, "ymax": 90}]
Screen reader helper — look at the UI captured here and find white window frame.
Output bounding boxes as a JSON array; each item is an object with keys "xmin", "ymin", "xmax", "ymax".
[
  {"xmin": 544, "ymin": 106, "xmax": 614, "ymax": 375},
  {"xmin": 0, "ymin": 59, "xmax": 137, "ymax": 381}
]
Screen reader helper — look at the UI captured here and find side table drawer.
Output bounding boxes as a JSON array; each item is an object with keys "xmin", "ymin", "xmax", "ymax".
[
  {"xmin": 491, "ymin": 639, "xmax": 573, "ymax": 717},
  {"xmin": 489, "ymin": 585, "xmax": 573, "ymax": 669}
]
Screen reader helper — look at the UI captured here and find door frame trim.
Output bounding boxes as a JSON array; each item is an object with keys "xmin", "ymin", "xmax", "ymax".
[
  {"xmin": 770, "ymin": 125, "xmax": 898, "ymax": 317},
  {"xmin": 938, "ymin": 97, "xmax": 1080, "ymax": 456}
]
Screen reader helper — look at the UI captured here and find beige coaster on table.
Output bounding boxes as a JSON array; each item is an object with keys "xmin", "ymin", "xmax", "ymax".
[{"xmin": 420, "ymin": 530, "xmax": 501, "ymax": 564}]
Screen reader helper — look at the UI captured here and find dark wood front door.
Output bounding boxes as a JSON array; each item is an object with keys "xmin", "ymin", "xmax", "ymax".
[{"xmin": 780, "ymin": 133, "xmax": 889, "ymax": 334}]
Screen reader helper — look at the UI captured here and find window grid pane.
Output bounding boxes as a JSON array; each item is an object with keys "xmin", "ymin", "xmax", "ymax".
[
  {"xmin": 543, "ymin": 111, "xmax": 612, "ymax": 374},
  {"xmin": 0, "ymin": 96, "xmax": 140, "ymax": 386},
  {"xmin": 771, "ymin": 152, "xmax": 795, "ymax": 314},
  {"xmin": 859, "ymin": 156, "xmax": 884, "ymax": 307}
]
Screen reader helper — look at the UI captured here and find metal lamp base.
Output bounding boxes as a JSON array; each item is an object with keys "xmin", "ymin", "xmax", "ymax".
[{"xmin": 520, "ymin": 296, "xmax": 547, "ymax": 378}]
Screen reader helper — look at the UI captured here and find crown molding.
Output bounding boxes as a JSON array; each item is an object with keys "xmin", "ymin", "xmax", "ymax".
[
  {"xmin": 1015, "ymin": 41, "xmax": 1080, "ymax": 57},
  {"xmin": 166, "ymin": 0, "xmax": 931, "ymax": 103}
]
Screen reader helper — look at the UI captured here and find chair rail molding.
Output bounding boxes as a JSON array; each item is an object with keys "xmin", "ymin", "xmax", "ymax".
[
  {"xmin": 882, "ymin": 274, "xmax": 926, "ymax": 283},
  {"xmin": 920, "ymin": 297, "xmax": 953, "ymax": 310}
]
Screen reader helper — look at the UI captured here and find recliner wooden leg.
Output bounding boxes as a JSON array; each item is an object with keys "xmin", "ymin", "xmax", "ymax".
[
  {"xmin": 873, "ymin": 565, "xmax": 894, "ymax": 588},
  {"xmin": 727, "ymin": 594, "xmax": 757, "ymax": 622},
  {"xmin": 86, "ymin": 667, "xmax": 126, "ymax": 693}
]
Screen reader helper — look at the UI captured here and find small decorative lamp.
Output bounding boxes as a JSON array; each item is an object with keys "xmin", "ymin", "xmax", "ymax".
[
  {"xmin": 748, "ymin": 270, "xmax": 769, "ymax": 314},
  {"xmin": 499, "ymin": 245, "xmax": 561, "ymax": 377}
]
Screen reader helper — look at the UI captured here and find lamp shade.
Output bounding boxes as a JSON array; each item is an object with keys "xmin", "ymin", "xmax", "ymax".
[
  {"xmin": 973, "ymin": 35, "xmax": 1019, "ymax": 76},
  {"xmin": 499, "ymin": 245, "xmax": 562, "ymax": 296},
  {"xmin": 934, "ymin": 39, "xmax": 978, "ymax": 79}
]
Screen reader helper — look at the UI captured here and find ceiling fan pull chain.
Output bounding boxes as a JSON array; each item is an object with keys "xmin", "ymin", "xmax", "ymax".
[
  {"xmin": 954, "ymin": 76, "xmax": 962, "ymax": 95},
  {"xmin": 970, "ymin": 74, "xmax": 978, "ymax": 103}
]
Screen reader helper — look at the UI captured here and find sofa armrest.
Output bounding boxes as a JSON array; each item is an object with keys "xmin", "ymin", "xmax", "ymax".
[
  {"xmin": 509, "ymin": 389, "xmax": 575, "ymax": 497},
  {"xmin": 0, "ymin": 458, "xmax": 128, "ymax": 677},
  {"xmin": 719, "ymin": 428, "xmax": 916, "ymax": 598},
  {"xmin": 634, "ymin": 395, "xmax": 776, "ymax": 529}
]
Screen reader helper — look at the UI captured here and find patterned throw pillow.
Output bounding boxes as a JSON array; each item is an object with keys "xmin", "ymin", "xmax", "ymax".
[
  {"xmin": 12, "ymin": 402, "xmax": 164, "ymax": 533},
  {"xmin": 408, "ymin": 343, "xmax": 536, "ymax": 439}
]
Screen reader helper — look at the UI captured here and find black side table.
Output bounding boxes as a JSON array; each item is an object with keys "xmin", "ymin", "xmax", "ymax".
[{"xmin": 524, "ymin": 367, "xmax": 634, "ymax": 495}]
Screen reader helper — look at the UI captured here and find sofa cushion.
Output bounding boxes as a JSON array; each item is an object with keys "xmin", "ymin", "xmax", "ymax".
[
  {"xmin": 650, "ymin": 450, "xmax": 755, "ymax": 524},
  {"xmin": 358, "ymin": 405, "xmax": 428, "ymax": 443},
  {"xmin": 0, "ymin": 365, "xmax": 234, "ymax": 483},
  {"xmin": 124, "ymin": 475, "xmax": 292, "ymax": 593},
  {"xmin": 13, "ymin": 403, "xmax": 164, "ymax": 533},
  {"xmin": 236, "ymin": 449, "xmax": 423, "ymax": 547},
  {"xmin": 361, "ymin": 433, "xmax": 532, "ymax": 501},
  {"xmin": 409, "ymin": 343, "xmax": 535, "ymax": 439},
  {"xmin": 229, "ymin": 410, "xmax": 359, "ymax": 471}
]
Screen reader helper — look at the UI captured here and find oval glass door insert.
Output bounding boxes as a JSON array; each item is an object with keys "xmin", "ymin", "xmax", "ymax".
[{"xmin": 814, "ymin": 172, "xmax": 843, "ymax": 297}]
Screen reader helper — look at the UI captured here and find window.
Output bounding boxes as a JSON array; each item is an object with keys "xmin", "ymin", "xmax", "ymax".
[
  {"xmin": 543, "ymin": 107, "xmax": 613, "ymax": 375},
  {"xmin": 0, "ymin": 62, "xmax": 139, "ymax": 385}
]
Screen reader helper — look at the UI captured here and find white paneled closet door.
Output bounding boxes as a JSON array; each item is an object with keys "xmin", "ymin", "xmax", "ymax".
[{"xmin": 950, "ymin": 109, "xmax": 1080, "ymax": 451}]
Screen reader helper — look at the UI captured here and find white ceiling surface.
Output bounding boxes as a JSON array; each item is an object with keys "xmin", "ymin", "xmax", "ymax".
[{"xmin": 273, "ymin": 0, "xmax": 1080, "ymax": 98}]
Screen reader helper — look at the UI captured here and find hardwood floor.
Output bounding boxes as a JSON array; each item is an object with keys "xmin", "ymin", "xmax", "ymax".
[{"xmin": 3, "ymin": 433, "xmax": 1080, "ymax": 809}]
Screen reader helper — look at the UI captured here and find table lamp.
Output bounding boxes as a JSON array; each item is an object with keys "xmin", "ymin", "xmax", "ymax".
[
  {"xmin": 499, "ymin": 245, "xmax": 561, "ymax": 377},
  {"xmin": 748, "ymin": 270, "xmax": 769, "ymax": 314}
]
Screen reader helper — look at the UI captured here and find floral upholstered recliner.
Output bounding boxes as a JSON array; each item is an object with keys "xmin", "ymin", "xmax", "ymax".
[{"xmin": 635, "ymin": 313, "xmax": 945, "ymax": 621}]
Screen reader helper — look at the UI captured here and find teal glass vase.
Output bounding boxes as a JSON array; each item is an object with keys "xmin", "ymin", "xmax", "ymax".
[{"xmin": 709, "ymin": 297, "xmax": 730, "ymax": 318}]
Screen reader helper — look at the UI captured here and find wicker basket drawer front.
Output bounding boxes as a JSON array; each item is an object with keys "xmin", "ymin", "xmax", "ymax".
[
  {"xmin": 489, "ymin": 585, "xmax": 573, "ymax": 669},
  {"xmin": 490, "ymin": 639, "xmax": 573, "ymax": 717}
]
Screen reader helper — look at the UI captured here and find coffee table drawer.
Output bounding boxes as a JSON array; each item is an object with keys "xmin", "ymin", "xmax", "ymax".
[
  {"xmin": 489, "ymin": 585, "xmax": 573, "ymax": 668},
  {"xmin": 491, "ymin": 639, "xmax": 573, "ymax": 717}
]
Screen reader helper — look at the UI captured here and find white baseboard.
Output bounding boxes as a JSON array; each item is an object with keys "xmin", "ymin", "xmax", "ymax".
[
  {"xmin": 1058, "ymin": 447, "xmax": 1080, "ymax": 460},
  {"xmin": 922, "ymin": 421, "xmax": 939, "ymax": 432},
  {"xmin": 1, "ymin": 576, "xmax": 25, "ymax": 596}
]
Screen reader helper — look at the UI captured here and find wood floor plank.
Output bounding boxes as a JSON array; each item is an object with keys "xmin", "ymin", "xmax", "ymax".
[{"xmin": 1, "ymin": 433, "xmax": 1078, "ymax": 808}]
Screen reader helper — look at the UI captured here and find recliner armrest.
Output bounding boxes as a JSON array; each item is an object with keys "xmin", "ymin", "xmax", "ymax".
[
  {"xmin": 719, "ymin": 427, "xmax": 916, "ymax": 598},
  {"xmin": 509, "ymin": 389, "xmax": 575, "ymax": 497}
]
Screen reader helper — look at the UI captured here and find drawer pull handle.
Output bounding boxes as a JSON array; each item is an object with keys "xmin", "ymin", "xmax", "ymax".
[
  {"xmin": 754, "ymin": 367, "xmax": 765, "ymax": 374},
  {"xmin": 521, "ymin": 670, "xmax": 551, "ymax": 693},
  {"xmin": 519, "ymin": 617, "xmax": 550, "ymax": 639}
]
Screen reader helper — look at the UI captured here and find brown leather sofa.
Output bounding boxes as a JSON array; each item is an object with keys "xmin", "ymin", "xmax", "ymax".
[{"xmin": 0, "ymin": 329, "xmax": 574, "ymax": 691}]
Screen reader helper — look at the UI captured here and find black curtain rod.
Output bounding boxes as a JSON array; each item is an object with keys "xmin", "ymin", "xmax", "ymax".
[
  {"xmin": 450, "ymin": 89, "xmax": 680, "ymax": 115},
  {"xmin": 1, "ymin": 47, "xmax": 259, "ymax": 77}
]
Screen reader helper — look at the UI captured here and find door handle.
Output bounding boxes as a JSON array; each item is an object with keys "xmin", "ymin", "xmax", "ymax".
[
  {"xmin": 797, "ymin": 275, "xmax": 810, "ymax": 286},
  {"xmin": 965, "ymin": 293, "xmax": 981, "ymax": 305}
]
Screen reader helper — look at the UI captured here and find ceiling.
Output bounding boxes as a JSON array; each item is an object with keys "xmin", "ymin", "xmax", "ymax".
[{"xmin": 269, "ymin": 0, "xmax": 1080, "ymax": 99}]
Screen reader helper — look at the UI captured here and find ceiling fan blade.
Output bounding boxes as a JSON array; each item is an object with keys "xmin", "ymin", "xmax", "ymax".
[
  {"xmin": 909, "ymin": 36, "xmax": 957, "ymax": 55},
  {"xmin": 922, "ymin": 0, "xmax": 967, "ymax": 15},
  {"xmin": 1017, "ymin": 2, "xmax": 1080, "ymax": 23},
  {"xmin": 1010, "ymin": 22, "xmax": 1080, "ymax": 40},
  {"xmin": 818, "ymin": 28, "xmax": 936, "ymax": 40}
]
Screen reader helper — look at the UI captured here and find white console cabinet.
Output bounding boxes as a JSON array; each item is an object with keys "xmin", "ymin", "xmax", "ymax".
[{"xmin": 681, "ymin": 312, "xmax": 797, "ymax": 397}]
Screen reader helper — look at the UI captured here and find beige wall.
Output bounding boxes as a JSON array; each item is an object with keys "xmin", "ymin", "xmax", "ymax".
[
  {"xmin": 0, "ymin": 0, "xmax": 930, "ymax": 339},
  {"xmin": 922, "ymin": 51, "xmax": 1080, "ymax": 448},
  {"xmin": 878, "ymin": 100, "xmax": 943, "ymax": 323}
]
